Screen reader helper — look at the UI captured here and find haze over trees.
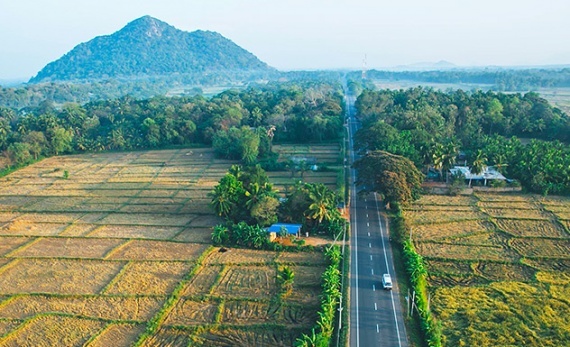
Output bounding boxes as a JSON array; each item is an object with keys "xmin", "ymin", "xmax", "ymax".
[{"xmin": 356, "ymin": 68, "xmax": 570, "ymax": 91}]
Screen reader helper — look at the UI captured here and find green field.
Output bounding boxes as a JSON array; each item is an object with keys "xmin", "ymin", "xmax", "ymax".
[
  {"xmin": 270, "ymin": 143, "xmax": 343, "ymax": 194},
  {"xmin": 404, "ymin": 193, "xmax": 570, "ymax": 346}
]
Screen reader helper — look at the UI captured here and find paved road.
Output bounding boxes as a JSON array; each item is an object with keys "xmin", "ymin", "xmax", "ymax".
[{"xmin": 346, "ymin": 91, "xmax": 408, "ymax": 347}]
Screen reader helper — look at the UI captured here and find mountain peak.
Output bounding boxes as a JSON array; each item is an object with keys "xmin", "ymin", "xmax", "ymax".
[
  {"xmin": 121, "ymin": 15, "xmax": 171, "ymax": 38},
  {"xmin": 29, "ymin": 16, "xmax": 272, "ymax": 83}
]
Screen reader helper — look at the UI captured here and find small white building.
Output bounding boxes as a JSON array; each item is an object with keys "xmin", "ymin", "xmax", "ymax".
[{"xmin": 449, "ymin": 166, "xmax": 506, "ymax": 186}]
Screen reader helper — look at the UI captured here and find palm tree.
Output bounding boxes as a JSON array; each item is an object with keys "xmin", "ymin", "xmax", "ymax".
[
  {"xmin": 431, "ymin": 143, "xmax": 446, "ymax": 181},
  {"xmin": 211, "ymin": 224, "xmax": 229, "ymax": 245},
  {"xmin": 442, "ymin": 141, "xmax": 458, "ymax": 183},
  {"xmin": 278, "ymin": 266, "xmax": 295, "ymax": 294},
  {"xmin": 492, "ymin": 153, "xmax": 508, "ymax": 174},
  {"xmin": 210, "ymin": 185, "xmax": 233, "ymax": 217},
  {"xmin": 228, "ymin": 164, "xmax": 243, "ymax": 179},
  {"xmin": 245, "ymin": 182, "xmax": 263, "ymax": 210},
  {"xmin": 470, "ymin": 150, "xmax": 487, "ymax": 187},
  {"xmin": 419, "ymin": 142, "xmax": 436, "ymax": 174},
  {"xmin": 305, "ymin": 184, "xmax": 336, "ymax": 226}
]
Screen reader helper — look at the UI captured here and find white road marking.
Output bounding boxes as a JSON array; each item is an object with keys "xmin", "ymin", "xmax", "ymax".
[
  {"xmin": 371, "ymin": 269, "xmax": 374, "ymax": 275},
  {"xmin": 368, "ymin": 243, "xmax": 371, "ymax": 248},
  {"xmin": 376, "ymin": 324, "xmax": 379, "ymax": 333},
  {"xmin": 349, "ymin": 134, "xmax": 360, "ymax": 347},
  {"xmin": 373, "ymin": 284, "xmax": 376, "ymax": 291},
  {"xmin": 370, "ymin": 255, "xmax": 373, "ymax": 260},
  {"xmin": 375, "ymin": 302, "xmax": 377, "ymax": 310},
  {"xmin": 367, "ymin": 222, "xmax": 369, "ymax": 227},
  {"xmin": 374, "ymin": 193, "xmax": 404, "ymax": 347},
  {"xmin": 366, "ymin": 213, "xmax": 369, "ymax": 218},
  {"xmin": 368, "ymin": 232, "xmax": 370, "ymax": 237}
]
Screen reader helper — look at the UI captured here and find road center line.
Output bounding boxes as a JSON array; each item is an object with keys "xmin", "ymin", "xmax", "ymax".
[
  {"xmin": 376, "ymin": 324, "xmax": 379, "ymax": 333},
  {"xmin": 373, "ymin": 284, "xmax": 375, "ymax": 291},
  {"xmin": 353, "ymin": 180, "xmax": 360, "ymax": 347},
  {"xmin": 371, "ymin": 268, "xmax": 374, "ymax": 275},
  {"xmin": 375, "ymin": 302, "xmax": 377, "ymax": 310},
  {"xmin": 368, "ymin": 232, "xmax": 370, "ymax": 237},
  {"xmin": 368, "ymin": 243, "xmax": 371, "ymax": 248},
  {"xmin": 374, "ymin": 193, "xmax": 403, "ymax": 347},
  {"xmin": 370, "ymin": 255, "xmax": 372, "ymax": 261}
]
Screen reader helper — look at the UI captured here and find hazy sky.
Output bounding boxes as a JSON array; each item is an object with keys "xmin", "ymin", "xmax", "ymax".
[{"xmin": 1, "ymin": 0, "xmax": 570, "ymax": 80}]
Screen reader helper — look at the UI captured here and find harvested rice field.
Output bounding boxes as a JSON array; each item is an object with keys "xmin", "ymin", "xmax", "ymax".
[
  {"xmin": 404, "ymin": 193, "xmax": 570, "ymax": 347},
  {"xmin": 0, "ymin": 148, "xmax": 328, "ymax": 346}
]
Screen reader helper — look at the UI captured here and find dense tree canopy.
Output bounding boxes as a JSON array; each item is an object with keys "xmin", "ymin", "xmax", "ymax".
[
  {"xmin": 353, "ymin": 150, "xmax": 424, "ymax": 206},
  {"xmin": 354, "ymin": 87, "xmax": 570, "ymax": 195},
  {"xmin": 210, "ymin": 165, "xmax": 278, "ymax": 226},
  {"xmin": 0, "ymin": 83, "xmax": 344, "ymax": 167}
]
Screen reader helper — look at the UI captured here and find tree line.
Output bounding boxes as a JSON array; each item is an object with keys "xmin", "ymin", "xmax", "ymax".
[
  {"xmin": 354, "ymin": 87, "xmax": 570, "ymax": 195},
  {"xmin": 0, "ymin": 82, "xmax": 344, "ymax": 167},
  {"xmin": 356, "ymin": 68, "xmax": 570, "ymax": 91}
]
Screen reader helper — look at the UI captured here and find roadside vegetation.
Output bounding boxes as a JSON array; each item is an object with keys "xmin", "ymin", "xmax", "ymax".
[{"xmin": 352, "ymin": 84, "xmax": 570, "ymax": 346}]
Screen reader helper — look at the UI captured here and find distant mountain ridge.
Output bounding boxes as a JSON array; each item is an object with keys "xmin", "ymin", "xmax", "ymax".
[
  {"xmin": 388, "ymin": 60, "xmax": 458, "ymax": 71},
  {"xmin": 30, "ymin": 16, "xmax": 273, "ymax": 83}
]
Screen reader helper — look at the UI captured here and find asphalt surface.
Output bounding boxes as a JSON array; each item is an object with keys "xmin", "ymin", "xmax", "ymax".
[{"xmin": 346, "ymin": 92, "xmax": 409, "ymax": 347}]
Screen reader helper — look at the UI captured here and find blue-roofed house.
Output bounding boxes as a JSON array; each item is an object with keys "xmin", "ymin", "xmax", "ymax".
[{"xmin": 266, "ymin": 223, "xmax": 302, "ymax": 240}]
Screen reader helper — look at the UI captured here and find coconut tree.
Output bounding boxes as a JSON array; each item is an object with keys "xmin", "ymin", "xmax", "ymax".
[
  {"xmin": 305, "ymin": 184, "xmax": 336, "ymax": 226},
  {"xmin": 210, "ymin": 185, "xmax": 233, "ymax": 218},
  {"xmin": 469, "ymin": 150, "xmax": 487, "ymax": 187},
  {"xmin": 211, "ymin": 224, "xmax": 229, "ymax": 245},
  {"xmin": 441, "ymin": 141, "xmax": 458, "ymax": 183}
]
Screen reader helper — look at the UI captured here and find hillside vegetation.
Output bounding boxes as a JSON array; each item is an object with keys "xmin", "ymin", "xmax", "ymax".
[{"xmin": 30, "ymin": 16, "xmax": 272, "ymax": 83}]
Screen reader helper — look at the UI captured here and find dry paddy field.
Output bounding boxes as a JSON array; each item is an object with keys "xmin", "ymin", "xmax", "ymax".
[
  {"xmin": 405, "ymin": 193, "xmax": 570, "ymax": 346},
  {"xmin": 0, "ymin": 148, "xmax": 328, "ymax": 346}
]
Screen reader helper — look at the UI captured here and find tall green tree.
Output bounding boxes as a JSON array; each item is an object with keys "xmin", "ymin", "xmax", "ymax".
[
  {"xmin": 305, "ymin": 183, "xmax": 337, "ymax": 226},
  {"xmin": 354, "ymin": 150, "xmax": 424, "ymax": 207},
  {"xmin": 469, "ymin": 150, "xmax": 487, "ymax": 187}
]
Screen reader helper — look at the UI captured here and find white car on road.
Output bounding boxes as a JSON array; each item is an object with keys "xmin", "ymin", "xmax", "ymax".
[{"xmin": 382, "ymin": 273, "xmax": 393, "ymax": 290}]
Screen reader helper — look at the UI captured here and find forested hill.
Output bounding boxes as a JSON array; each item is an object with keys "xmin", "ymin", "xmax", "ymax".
[{"xmin": 29, "ymin": 16, "xmax": 273, "ymax": 83}]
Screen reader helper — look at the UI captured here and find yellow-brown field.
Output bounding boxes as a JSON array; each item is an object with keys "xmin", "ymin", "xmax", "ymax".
[
  {"xmin": 0, "ymin": 148, "xmax": 327, "ymax": 346},
  {"xmin": 405, "ymin": 193, "xmax": 570, "ymax": 347}
]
